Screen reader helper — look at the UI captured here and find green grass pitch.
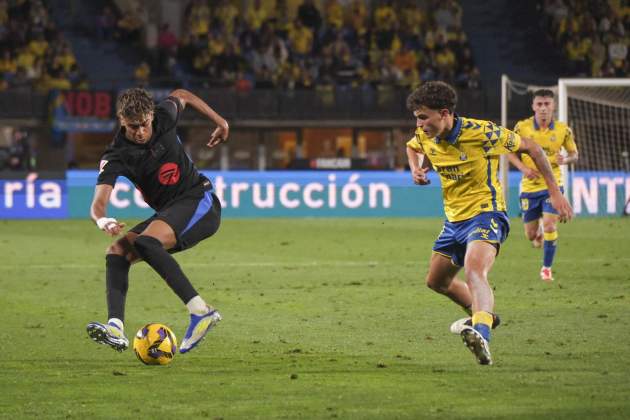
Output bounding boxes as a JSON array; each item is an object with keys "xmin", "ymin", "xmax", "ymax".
[{"xmin": 1, "ymin": 218, "xmax": 629, "ymax": 419}]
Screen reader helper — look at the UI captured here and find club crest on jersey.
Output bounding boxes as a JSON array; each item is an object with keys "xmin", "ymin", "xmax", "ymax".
[
  {"xmin": 158, "ymin": 163, "xmax": 180, "ymax": 185},
  {"xmin": 430, "ymin": 147, "xmax": 437, "ymax": 156},
  {"xmin": 459, "ymin": 152, "xmax": 467, "ymax": 161},
  {"xmin": 550, "ymin": 135, "xmax": 556, "ymax": 142}
]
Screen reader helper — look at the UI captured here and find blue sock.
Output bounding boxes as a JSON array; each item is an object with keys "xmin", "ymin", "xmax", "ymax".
[
  {"xmin": 543, "ymin": 231, "xmax": 558, "ymax": 267},
  {"xmin": 474, "ymin": 324, "xmax": 491, "ymax": 341}
]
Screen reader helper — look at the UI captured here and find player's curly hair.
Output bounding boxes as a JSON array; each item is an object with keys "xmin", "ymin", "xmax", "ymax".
[
  {"xmin": 116, "ymin": 88, "xmax": 154, "ymax": 121},
  {"xmin": 406, "ymin": 81, "xmax": 457, "ymax": 113}
]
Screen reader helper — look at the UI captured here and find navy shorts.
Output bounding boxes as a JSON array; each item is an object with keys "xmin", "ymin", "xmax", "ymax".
[
  {"xmin": 520, "ymin": 187, "xmax": 563, "ymax": 223},
  {"xmin": 432, "ymin": 211, "xmax": 510, "ymax": 267},
  {"xmin": 131, "ymin": 189, "xmax": 221, "ymax": 252}
]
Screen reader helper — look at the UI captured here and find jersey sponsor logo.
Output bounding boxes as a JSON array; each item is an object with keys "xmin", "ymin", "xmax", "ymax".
[
  {"xmin": 436, "ymin": 165, "xmax": 465, "ymax": 181},
  {"xmin": 99, "ymin": 160, "xmax": 108, "ymax": 174},
  {"xmin": 158, "ymin": 163, "xmax": 180, "ymax": 185}
]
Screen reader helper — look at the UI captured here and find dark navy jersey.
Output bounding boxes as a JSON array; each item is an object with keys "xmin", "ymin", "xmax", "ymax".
[{"xmin": 97, "ymin": 96, "xmax": 209, "ymax": 211}]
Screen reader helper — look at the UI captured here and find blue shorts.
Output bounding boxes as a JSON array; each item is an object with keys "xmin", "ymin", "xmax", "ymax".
[
  {"xmin": 520, "ymin": 187, "xmax": 563, "ymax": 223},
  {"xmin": 432, "ymin": 211, "xmax": 510, "ymax": 267}
]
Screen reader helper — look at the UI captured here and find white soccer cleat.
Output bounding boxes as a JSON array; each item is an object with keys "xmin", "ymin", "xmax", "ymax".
[
  {"xmin": 540, "ymin": 266, "xmax": 554, "ymax": 283},
  {"xmin": 450, "ymin": 314, "xmax": 501, "ymax": 334},
  {"xmin": 86, "ymin": 321, "xmax": 129, "ymax": 352},
  {"xmin": 460, "ymin": 327, "xmax": 492, "ymax": 365},
  {"xmin": 450, "ymin": 317, "xmax": 471, "ymax": 334}
]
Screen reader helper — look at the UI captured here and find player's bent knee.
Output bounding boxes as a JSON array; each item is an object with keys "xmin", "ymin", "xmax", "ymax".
[
  {"xmin": 426, "ymin": 277, "xmax": 449, "ymax": 294},
  {"xmin": 134, "ymin": 235, "xmax": 164, "ymax": 260},
  {"xmin": 106, "ymin": 242, "xmax": 126, "ymax": 256}
]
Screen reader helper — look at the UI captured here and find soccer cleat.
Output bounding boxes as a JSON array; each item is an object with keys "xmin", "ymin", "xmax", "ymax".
[
  {"xmin": 540, "ymin": 266, "xmax": 554, "ymax": 283},
  {"xmin": 86, "ymin": 321, "xmax": 129, "ymax": 352},
  {"xmin": 460, "ymin": 326, "xmax": 493, "ymax": 365},
  {"xmin": 449, "ymin": 313, "xmax": 501, "ymax": 334},
  {"xmin": 179, "ymin": 309, "xmax": 222, "ymax": 354}
]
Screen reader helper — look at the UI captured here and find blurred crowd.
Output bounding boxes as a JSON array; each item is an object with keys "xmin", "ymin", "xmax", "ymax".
[
  {"xmin": 0, "ymin": 0, "xmax": 86, "ymax": 92},
  {"xmin": 541, "ymin": 0, "xmax": 629, "ymax": 77},
  {"xmin": 133, "ymin": 0, "xmax": 481, "ymax": 91}
]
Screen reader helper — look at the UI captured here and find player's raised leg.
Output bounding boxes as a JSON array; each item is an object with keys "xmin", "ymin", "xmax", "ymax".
[
  {"xmin": 134, "ymin": 219, "xmax": 221, "ymax": 354},
  {"xmin": 540, "ymin": 212, "xmax": 559, "ymax": 282},
  {"xmin": 426, "ymin": 252, "xmax": 470, "ymax": 311}
]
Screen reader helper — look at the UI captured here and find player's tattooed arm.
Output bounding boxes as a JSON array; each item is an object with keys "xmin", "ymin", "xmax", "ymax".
[
  {"xmin": 518, "ymin": 137, "xmax": 573, "ymax": 222},
  {"xmin": 168, "ymin": 89, "xmax": 229, "ymax": 148}
]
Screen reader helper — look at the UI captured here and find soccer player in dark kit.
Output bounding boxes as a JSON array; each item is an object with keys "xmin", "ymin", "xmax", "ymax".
[{"xmin": 86, "ymin": 87, "xmax": 228, "ymax": 354}]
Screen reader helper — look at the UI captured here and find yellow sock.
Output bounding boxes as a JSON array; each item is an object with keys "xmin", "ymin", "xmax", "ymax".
[
  {"xmin": 543, "ymin": 231, "xmax": 558, "ymax": 241},
  {"xmin": 472, "ymin": 311, "xmax": 493, "ymax": 328},
  {"xmin": 472, "ymin": 311, "xmax": 493, "ymax": 341}
]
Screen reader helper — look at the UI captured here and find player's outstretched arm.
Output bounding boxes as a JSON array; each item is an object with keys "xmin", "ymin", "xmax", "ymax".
[
  {"xmin": 507, "ymin": 152, "xmax": 540, "ymax": 180},
  {"xmin": 518, "ymin": 137, "xmax": 573, "ymax": 222},
  {"xmin": 406, "ymin": 146, "xmax": 430, "ymax": 185},
  {"xmin": 168, "ymin": 89, "xmax": 229, "ymax": 148},
  {"xmin": 90, "ymin": 184, "xmax": 125, "ymax": 236}
]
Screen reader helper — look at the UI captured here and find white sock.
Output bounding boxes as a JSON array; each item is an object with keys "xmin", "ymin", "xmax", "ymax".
[
  {"xmin": 186, "ymin": 295, "xmax": 210, "ymax": 315},
  {"xmin": 108, "ymin": 318, "xmax": 124, "ymax": 331}
]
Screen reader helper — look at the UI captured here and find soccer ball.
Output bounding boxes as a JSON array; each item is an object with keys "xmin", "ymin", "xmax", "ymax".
[{"xmin": 133, "ymin": 323, "xmax": 177, "ymax": 365}]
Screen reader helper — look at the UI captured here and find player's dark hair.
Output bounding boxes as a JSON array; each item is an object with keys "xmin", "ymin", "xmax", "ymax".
[
  {"xmin": 532, "ymin": 89, "xmax": 554, "ymax": 98},
  {"xmin": 116, "ymin": 88, "xmax": 155, "ymax": 121},
  {"xmin": 406, "ymin": 81, "xmax": 457, "ymax": 113}
]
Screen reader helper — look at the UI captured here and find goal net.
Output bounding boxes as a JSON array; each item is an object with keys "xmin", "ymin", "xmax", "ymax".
[{"xmin": 558, "ymin": 79, "xmax": 630, "ymax": 172}]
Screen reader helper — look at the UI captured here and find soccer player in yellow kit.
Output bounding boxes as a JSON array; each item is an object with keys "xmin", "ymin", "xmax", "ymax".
[
  {"xmin": 508, "ymin": 89, "xmax": 578, "ymax": 282},
  {"xmin": 405, "ymin": 82, "xmax": 573, "ymax": 365}
]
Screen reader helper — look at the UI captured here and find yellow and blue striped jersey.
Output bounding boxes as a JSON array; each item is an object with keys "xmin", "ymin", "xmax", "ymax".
[
  {"xmin": 407, "ymin": 116, "xmax": 521, "ymax": 222},
  {"xmin": 514, "ymin": 117, "xmax": 577, "ymax": 193}
]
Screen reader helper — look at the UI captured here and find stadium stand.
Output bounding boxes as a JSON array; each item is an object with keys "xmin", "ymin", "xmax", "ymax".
[
  {"xmin": 0, "ymin": 0, "xmax": 487, "ymax": 96},
  {"xmin": 540, "ymin": 0, "xmax": 629, "ymax": 77},
  {"xmin": 0, "ymin": 0, "xmax": 86, "ymax": 92}
]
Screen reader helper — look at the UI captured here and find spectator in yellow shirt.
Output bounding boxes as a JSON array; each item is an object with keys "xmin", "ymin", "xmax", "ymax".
[
  {"xmin": 134, "ymin": 61, "xmax": 151, "ymax": 86},
  {"xmin": 0, "ymin": 51, "xmax": 17, "ymax": 76},
  {"xmin": 246, "ymin": 0, "xmax": 267, "ymax": 31},
  {"xmin": 289, "ymin": 19, "xmax": 313, "ymax": 56},
  {"xmin": 324, "ymin": 0, "xmax": 343, "ymax": 30}
]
